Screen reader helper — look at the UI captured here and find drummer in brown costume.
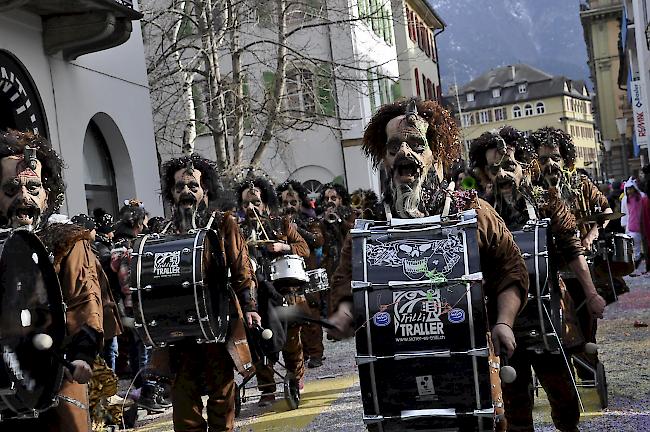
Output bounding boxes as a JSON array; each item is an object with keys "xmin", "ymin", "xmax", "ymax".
[
  {"xmin": 276, "ymin": 180, "xmax": 326, "ymax": 369},
  {"xmin": 160, "ymin": 154, "xmax": 261, "ymax": 432},
  {"xmin": 0, "ymin": 130, "xmax": 103, "ymax": 431},
  {"xmin": 237, "ymin": 176, "xmax": 309, "ymax": 406},
  {"xmin": 327, "ymin": 99, "xmax": 529, "ymax": 431},
  {"xmin": 470, "ymin": 126, "xmax": 606, "ymax": 432},
  {"xmin": 529, "ymin": 127, "xmax": 614, "ymax": 378}
]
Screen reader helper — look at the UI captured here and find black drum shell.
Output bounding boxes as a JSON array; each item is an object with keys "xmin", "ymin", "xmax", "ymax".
[
  {"xmin": 351, "ymin": 216, "xmax": 493, "ymax": 427},
  {"xmin": 130, "ymin": 230, "xmax": 229, "ymax": 347},
  {"xmin": 0, "ymin": 229, "xmax": 65, "ymax": 419},
  {"xmin": 510, "ymin": 221, "xmax": 562, "ymax": 352}
]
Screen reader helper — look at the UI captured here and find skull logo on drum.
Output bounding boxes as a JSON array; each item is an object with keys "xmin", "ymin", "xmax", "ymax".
[{"xmin": 397, "ymin": 240, "xmax": 439, "ymax": 280}]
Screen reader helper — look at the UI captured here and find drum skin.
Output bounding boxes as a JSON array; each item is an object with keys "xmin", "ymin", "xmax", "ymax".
[
  {"xmin": 509, "ymin": 221, "xmax": 562, "ymax": 352},
  {"xmin": 0, "ymin": 229, "xmax": 65, "ymax": 419},
  {"xmin": 130, "ymin": 230, "xmax": 230, "ymax": 347},
  {"xmin": 351, "ymin": 214, "xmax": 495, "ymax": 431}
]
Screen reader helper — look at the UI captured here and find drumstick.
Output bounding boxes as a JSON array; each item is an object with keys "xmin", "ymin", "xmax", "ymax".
[
  {"xmin": 274, "ymin": 305, "xmax": 337, "ymax": 329},
  {"xmin": 254, "ymin": 324, "xmax": 274, "ymax": 340},
  {"xmin": 251, "ymin": 207, "xmax": 271, "ymax": 241},
  {"xmin": 32, "ymin": 333, "xmax": 75, "ymax": 374},
  {"xmin": 499, "ymin": 348, "xmax": 517, "ymax": 384}
]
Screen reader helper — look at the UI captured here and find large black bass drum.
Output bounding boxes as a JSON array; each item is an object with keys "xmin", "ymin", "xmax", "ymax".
[
  {"xmin": 130, "ymin": 229, "xmax": 230, "ymax": 348},
  {"xmin": 0, "ymin": 229, "xmax": 66, "ymax": 420},
  {"xmin": 510, "ymin": 219, "xmax": 562, "ymax": 352},
  {"xmin": 351, "ymin": 211, "xmax": 502, "ymax": 432}
]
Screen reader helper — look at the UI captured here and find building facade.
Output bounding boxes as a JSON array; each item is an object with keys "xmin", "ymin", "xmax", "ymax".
[
  {"xmin": 620, "ymin": 0, "xmax": 650, "ymax": 174},
  {"xmin": 580, "ymin": 0, "xmax": 636, "ymax": 180},
  {"xmin": 0, "ymin": 0, "xmax": 162, "ymax": 217},
  {"xmin": 444, "ymin": 64, "xmax": 600, "ymax": 178},
  {"xmin": 148, "ymin": 0, "xmax": 444, "ymax": 197}
]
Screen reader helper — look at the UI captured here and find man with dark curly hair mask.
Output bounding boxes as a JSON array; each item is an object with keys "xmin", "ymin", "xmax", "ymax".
[
  {"xmin": 470, "ymin": 126, "xmax": 606, "ymax": 431},
  {"xmin": 530, "ymin": 127, "xmax": 614, "ymax": 385},
  {"xmin": 326, "ymin": 99, "xmax": 529, "ymax": 431},
  {"xmin": 330, "ymin": 98, "xmax": 527, "ymax": 347},
  {"xmin": 159, "ymin": 154, "xmax": 260, "ymax": 431},
  {"xmin": 0, "ymin": 130, "xmax": 104, "ymax": 431}
]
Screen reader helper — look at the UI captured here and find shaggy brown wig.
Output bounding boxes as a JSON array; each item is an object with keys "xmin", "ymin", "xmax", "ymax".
[
  {"xmin": 318, "ymin": 182, "xmax": 350, "ymax": 207},
  {"xmin": 0, "ymin": 129, "xmax": 65, "ymax": 224},
  {"xmin": 528, "ymin": 127, "xmax": 577, "ymax": 167},
  {"xmin": 469, "ymin": 126, "xmax": 536, "ymax": 171},
  {"xmin": 236, "ymin": 176, "xmax": 278, "ymax": 212},
  {"xmin": 362, "ymin": 98, "xmax": 460, "ymax": 170},
  {"xmin": 160, "ymin": 154, "xmax": 221, "ymax": 205},
  {"xmin": 276, "ymin": 180, "xmax": 311, "ymax": 208}
]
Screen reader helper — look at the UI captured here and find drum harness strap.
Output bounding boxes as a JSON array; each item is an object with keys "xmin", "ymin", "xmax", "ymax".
[
  {"xmin": 159, "ymin": 211, "xmax": 216, "ymax": 234},
  {"xmin": 526, "ymin": 201, "xmax": 538, "ymax": 221},
  {"xmin": 58, "ymin": 394, "xmax": 88, "ymax": 410},
  {"xmin": 442, "ymin": 181, "xmax": 455, "ymax": 217}
]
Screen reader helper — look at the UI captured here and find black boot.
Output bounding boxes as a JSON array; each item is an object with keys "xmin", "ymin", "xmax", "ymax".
[{"xmin": 138, "ymin": 381, "xmax": 166, "ymax": 414}]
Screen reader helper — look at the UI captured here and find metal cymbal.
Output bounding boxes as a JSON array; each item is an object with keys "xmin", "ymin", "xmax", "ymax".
[
  {"xmin": 247, "ymin": 239, "xmax": 286, "ymax": 246},
  {"xmin": 578, "ymin": 212, "xmax": 625, "ymax": 224}
]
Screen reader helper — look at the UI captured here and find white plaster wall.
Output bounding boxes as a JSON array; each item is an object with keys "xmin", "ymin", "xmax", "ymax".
[
  {"xmin": 343, "ymin": 145, "xmax": 381, "ymax": 193},
  {"xmin": 0, "ymin": 7, "xmax": 162, "ymax": 216}
]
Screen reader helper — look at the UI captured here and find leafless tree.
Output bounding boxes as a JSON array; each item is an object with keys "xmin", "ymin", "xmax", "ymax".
[{"xmin": 142, "ymin": 0, "xmax": 398, "ymax": 173}]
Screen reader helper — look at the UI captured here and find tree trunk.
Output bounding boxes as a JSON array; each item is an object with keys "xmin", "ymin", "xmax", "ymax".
[
  {"xmin": 197, "ymin": 0, "xmax": 229, "ymax": 168},
  {"xmin": 171, "ymin": 1, "xmax": 196, "ymax": 155},
  {"xmin": 249, "ymin": 0, "xmax": 287, "ymax": 166},
  {"xmin": 229, "ymin": 0, "xmax": 244, "ymax": 166}
]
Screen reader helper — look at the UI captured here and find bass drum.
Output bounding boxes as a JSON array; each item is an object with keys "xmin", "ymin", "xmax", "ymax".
[
  {"xmin": 0, "ymin": 229, "xmax": 66, "ymax": 420},
  {"xmin": 510, "ymin": 220, "xmax": 562, "ymax": 352},
  {"xmin": 131, "ymin": 229, "xmax": 230, "ymax": 348}
]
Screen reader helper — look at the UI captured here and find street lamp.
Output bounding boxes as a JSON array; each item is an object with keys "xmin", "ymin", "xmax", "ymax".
[{"xmin": 616, "ymin": 117, "xmax": 629, "ymax": 179}]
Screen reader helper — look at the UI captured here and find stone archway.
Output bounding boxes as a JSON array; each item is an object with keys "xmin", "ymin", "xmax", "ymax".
[{"xmin": 84, "ymin": 113, "xmax": 136, "ymax": 214}]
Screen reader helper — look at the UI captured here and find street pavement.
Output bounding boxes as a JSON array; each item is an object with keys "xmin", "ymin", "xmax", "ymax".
[{"xmin": 127, "ymin": 273, "xmax": 650, "ymax": 432}]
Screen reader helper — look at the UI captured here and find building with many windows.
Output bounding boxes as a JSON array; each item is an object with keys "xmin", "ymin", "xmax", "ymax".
[
  {"xmin": 580, "ymin": 0, "xmax": 636, "ymax": 180},
  {"xmin": 444, "ymin": 64, "xmax": 601, "ymax": 178},
  {"xmin": 0, "ymin": 0, "xmax": 162, "ymax": 217},
  {"xmin": 148, "ymin": 0, "xmax": 444, "ymax": 197}
]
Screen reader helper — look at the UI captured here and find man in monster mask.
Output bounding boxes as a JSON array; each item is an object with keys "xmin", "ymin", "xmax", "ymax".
[
  {"xmin": 0, "ymin": 130, "xmax": 103, "ymax": 431},
  {"xmin": 328, "ymin": 98, "xmax": 528, "ymax": 366},
  {"xmin": 276, "ymin": 180, "xmax": 326, "ymax": 368},
  {"xmin": 237, "ymin": 176, "xmax": 309, "ymax": 406},
  {"xmin": 529, "ymin": 127, "xmax": 613, "ymax": 381},
  {"xmin": 470, "ymin": 127, "xmax": 606, "ymax": 431},
  {"xmin": 159, "ymin": 154, "xmax": 260, "ymax": 431}
]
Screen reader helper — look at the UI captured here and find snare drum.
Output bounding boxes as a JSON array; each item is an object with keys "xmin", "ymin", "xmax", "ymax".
[
  {"xmin": 269, "ymin": 255, "xmax": 309, "ymax": 287},
  {"xmin": 350, "ymin": 212, "xmax": 498, "ymax": 431},
  {"xmin": 0, "ymin": 229, "xmax": 66, "ymax": 420},
  {"xmin": 305, "ymin": 269, "xmax": 329, "ymax": 294},
  {"xmin": 510, "ymin": 219, "xmax": 562, "ymax": 352},
  {"xmin": 130, "ymin": 229, "xmax": 230, "ymax": 347},
  {"xmin": 609, "ymin": 233, "xmax": 634, "ymax": 276}
]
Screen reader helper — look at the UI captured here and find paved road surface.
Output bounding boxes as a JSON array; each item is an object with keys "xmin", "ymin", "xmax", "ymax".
[{"xmin": 127, "ymin": 274, "xmax": 650, "ymax": 431}]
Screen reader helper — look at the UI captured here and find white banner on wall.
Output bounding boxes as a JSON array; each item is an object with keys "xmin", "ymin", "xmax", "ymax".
[{"xmin": 631, "ymin": 78, "xmax": 649, "ymax": 149}]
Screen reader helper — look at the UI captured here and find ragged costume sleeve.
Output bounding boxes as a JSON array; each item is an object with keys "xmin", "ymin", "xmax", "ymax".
[
  {"xmin": 329, "ymin": 234, "xmax": 353, "ymax": 314},
  {"xmin": 221, "ymin": 213, "xmax": 258, "ymax": 312},
  {"xmin": 58, "ymin": 239, "xmax": 104, "ymax": 363},
  {"xmin": 284, "ymin": 218, "xmax": 310, "ymax": 258},
  {"xmin": 540, "ymin": 188, "xmax": 584, "ymax": 264}
]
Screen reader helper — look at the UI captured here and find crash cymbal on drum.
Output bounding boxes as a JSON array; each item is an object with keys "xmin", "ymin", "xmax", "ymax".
[
  {"xmin": 247, "ymin": 239, "xmax": 287, "ymax": 247},
  {"xmin": 578, "ymin": 212, "xmax": 625, "ymax": 224}
]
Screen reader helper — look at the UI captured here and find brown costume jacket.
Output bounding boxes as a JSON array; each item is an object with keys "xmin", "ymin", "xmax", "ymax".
[
  {"xmin": 213, "ymin": 212, "xmax": 258, "ymax": 375},
  {"xmin": 330, "ymin": 198, "xmax": 529, "ymax": 321}
]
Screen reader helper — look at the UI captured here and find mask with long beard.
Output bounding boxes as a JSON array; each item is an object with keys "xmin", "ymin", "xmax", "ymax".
[{"xmin": 173, "ymin": 199, "xmax": 209, "ymax": 232}]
